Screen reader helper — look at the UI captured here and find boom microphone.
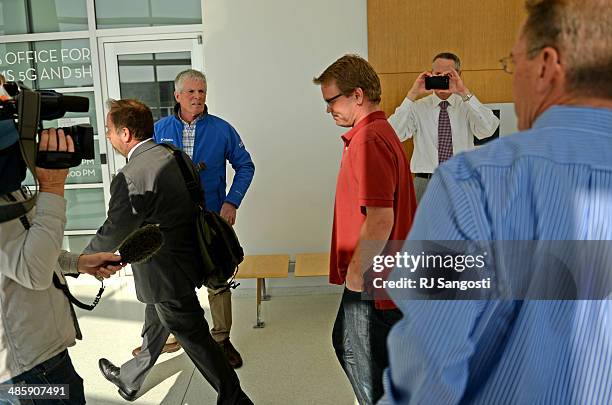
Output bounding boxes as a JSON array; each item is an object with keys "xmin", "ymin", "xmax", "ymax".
[
  {"xmin": 56, "ymin": 225, "xmax": 163, "ymax": 312},
  {"xmin": 113, "ymin": 224, "xmax": 163, "ymax": 264}
]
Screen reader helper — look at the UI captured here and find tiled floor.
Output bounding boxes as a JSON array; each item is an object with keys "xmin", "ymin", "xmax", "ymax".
[{"xmin": 70, "ymin": 278, "xmax": 356, "ymax": 404}]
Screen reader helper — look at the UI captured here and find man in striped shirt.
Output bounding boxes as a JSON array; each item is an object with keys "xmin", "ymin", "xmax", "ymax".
[{"xmin": 380, "ymin": 0, "xmax": 612, "ymax": 404}]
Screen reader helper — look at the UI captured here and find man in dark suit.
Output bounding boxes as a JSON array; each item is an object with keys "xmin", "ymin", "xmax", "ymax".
[{"xmin": 85, "ymin": 99, "xmax": 252, "ymax": 404}]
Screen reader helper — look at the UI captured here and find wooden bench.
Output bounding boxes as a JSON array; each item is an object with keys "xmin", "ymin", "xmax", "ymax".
[
  {"xmin": 294, "ymin": 253, "xmax": 329, "ymax": 277},
  {"xmin": 235, "ymin": 255, "xmax": 289, "ymax": 328}
]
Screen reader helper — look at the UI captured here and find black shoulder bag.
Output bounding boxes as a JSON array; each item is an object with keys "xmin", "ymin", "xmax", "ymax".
[{"xmin": 161, "ymin": 143, "xmax": 243, "ymax": 292}]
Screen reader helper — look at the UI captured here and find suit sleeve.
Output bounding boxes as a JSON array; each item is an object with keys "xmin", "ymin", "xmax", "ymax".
[
  {"xmin": 224, "ymin": 125, "xmax": 255, "ymax": 208},
  {"xmin": 83, "ymin": 172, "xmax": 144, "ymax": 254}
]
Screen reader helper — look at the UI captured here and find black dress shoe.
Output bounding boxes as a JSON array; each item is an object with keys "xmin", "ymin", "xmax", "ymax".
[
  {"xmin": 98, "ymin": 358, "xmax": 138, "ymax": 401},
  {"xmin": 217, "ymin": 338, "xmax": 243, "ymax": 369}
]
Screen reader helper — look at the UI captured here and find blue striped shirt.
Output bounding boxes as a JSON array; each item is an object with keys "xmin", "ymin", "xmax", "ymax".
[{"xmin": 381, "ymin": 106, "xmax": 612, "ymax": 405}]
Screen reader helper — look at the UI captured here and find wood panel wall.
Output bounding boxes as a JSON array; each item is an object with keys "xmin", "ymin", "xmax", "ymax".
[{"xmin": 367, "ymin": 0, "xmax": 526, "ymax": 158}]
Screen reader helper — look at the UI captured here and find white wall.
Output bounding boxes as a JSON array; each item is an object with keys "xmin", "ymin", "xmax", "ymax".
[{"xmin": 202, "ymin": 0, "xmax": 368, "ymax": 255}]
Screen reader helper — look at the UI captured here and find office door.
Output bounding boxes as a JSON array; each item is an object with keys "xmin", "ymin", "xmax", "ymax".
[
  {"xmin": 102, "ymin": 36, "xmax": 204, "ymax": 174},
  {"xmin": 100, "ymin": 35, "xmax": 203, "ymax": 275}
]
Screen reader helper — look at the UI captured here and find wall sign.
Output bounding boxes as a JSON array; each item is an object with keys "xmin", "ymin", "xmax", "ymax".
[{"xmin": 0, "ymin": 47, "xmax": 92, "ymax": 82}]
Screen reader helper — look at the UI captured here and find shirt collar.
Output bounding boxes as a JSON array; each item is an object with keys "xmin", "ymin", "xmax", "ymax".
[
  {"xmin": 127, "ymin": 138, "xmax": 152, "ymax": 161},
  {"xmin": 341, "ymin": 111, "xmax": 387, "ymax": 144},
  {"xmin": 532, "ymin": 105, "xmax": 612, "ymax": 136},
  {"xmin": 431, "ymin": 92, "xmax": 460, "ymax": 108},
  {"xmin": 174, "ymin": 103, "xmax": 208, "ymax": 125}
]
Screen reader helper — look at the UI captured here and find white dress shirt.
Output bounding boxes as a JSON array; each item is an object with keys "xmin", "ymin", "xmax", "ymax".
[
  {"xmin": 127, "ymin": 138, "xmax": 153, "ymax": 161},
  {"xmin": 388, "ymin": 93, "xmax": 499, "ymax": 174}
]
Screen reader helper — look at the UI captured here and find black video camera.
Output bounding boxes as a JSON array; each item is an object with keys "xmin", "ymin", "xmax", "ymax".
[{"xmin": 0, "ymin": 81, "xmax": 93, "ymax": 169}]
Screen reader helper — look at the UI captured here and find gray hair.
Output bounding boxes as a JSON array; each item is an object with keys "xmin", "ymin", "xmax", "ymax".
[
  {"xmin": 174, "ymin": 69, "xmax": 207, "ymax": 93},
  {"xmin": 523, "ymin": 0, "xmax": 612, "ymax": 99},
  {"xmin": 432, "ymin": 52, "xmax": 461, "ymax": 71}
]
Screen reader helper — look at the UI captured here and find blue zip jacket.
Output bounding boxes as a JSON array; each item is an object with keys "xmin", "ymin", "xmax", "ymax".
[{"xmin": 154, "ymin": 105, "xmax": 255, "ymax": 213}]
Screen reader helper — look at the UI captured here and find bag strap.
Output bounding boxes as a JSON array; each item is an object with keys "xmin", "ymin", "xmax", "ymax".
[
  {"xmin": 159, "ymin": 143, "xmax": 205, "ymax": 209},
  {"xmin": 0, "ymin": 90, "xmax": 40, "ymax": 224},
  {"xmin": 160, "ymin": 144, "xmax": 241, "ymax": 293}
]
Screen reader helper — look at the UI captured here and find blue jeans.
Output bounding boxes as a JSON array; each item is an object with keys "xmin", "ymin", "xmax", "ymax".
[
  {"xmin": 332, "ymin": 287, "xmax": 402, "ymax": 405},
  {"xmin": 1, "ymin": 350, "xmax": 84, "ymax": 405}
]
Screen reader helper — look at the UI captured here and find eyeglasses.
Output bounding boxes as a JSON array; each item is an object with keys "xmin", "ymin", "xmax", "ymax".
[
  {"xmin": 499, "ymin": 55, "xmax": 516, "ymax": 74},
  {"xmin": 324, "ymin": 93, "xmax": 344, "ymax": 107},
  {"xmin": 499, "ymin": 46, "xmax": 548, "ymax": 74}
]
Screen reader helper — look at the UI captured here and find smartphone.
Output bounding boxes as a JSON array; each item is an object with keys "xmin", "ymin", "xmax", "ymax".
[{"xmin": 425, "ymin": 75, "xmax": 450, "ymax": 90}]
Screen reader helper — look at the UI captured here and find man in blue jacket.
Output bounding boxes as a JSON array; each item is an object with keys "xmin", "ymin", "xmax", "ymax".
[{"xmin": 131, "ymin": 69, "xmax": 254, "ymax": 368}]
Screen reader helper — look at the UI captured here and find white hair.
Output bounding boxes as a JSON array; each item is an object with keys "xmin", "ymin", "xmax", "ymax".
[{"xmin": 174, "ymin": 69, "xmax": 207, "ymax": 92}]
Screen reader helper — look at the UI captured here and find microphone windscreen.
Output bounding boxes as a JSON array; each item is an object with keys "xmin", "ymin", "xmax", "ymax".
[{"xmin": 118, "ymin": 224, "xmax": 163, "ymax": 264}]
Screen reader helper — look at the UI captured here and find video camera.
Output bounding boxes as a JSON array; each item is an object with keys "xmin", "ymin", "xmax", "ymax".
[
  {"xmin": 0, "ymin": 81, "xmax": 93, "ymax": 223},
  {"xmin": 0, "ymin": 81, "xmax": 94, "ymax": 169}
]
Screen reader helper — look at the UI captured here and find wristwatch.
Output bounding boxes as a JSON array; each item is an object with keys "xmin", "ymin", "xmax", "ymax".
[{"xmin": 462, "ymin": 93, "xmax": 473, "ymax": 102}]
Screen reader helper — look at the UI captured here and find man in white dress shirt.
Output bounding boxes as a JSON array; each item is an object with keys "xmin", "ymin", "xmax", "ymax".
[{"xmin": 388, "ymin": 52, "xmax": 499, "ymax": 201}]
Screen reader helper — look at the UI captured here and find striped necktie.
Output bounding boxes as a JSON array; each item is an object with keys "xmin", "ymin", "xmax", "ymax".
[{"xmin": 437, "ymin": 100, "xmax": 453, "ymax": 164}]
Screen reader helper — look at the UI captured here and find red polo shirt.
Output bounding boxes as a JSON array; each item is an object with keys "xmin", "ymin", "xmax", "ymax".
[{"xmin": 329, "ymin": 111, "xmax": 417, "ymax": 310}]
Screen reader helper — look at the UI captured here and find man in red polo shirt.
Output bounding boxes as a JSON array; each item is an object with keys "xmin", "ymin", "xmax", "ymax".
[{"xmin": 313, "ymin": 54, "xmax": 417, "ymax": 405}]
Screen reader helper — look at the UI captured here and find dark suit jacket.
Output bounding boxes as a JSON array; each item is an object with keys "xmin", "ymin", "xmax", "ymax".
[{"xmin": 85, "ymin": 139, "xmax": 203, "ymax": 303}]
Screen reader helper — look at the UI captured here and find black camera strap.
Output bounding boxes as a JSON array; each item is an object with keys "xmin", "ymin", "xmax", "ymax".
[
  {"xmin": 0, "ymin": 90, "xmax": 40, "ymax": 224},
  {"xmin": 0, "ymin": 135, "xmax": 38, "ymax": 223},
  {"xmin": 0, "ymin": 194, "xmax": 36, "ymax": 223}
]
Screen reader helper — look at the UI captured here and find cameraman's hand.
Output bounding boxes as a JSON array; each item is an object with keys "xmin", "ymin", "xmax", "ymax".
[
  {"xmin": 77, "ymin": 252, "xmax": 124, "ymax": 280},
  {"xmin": 36, "ymin": 128, "xmax": 74, "ymax": 197},
  {"xmin": 406, "ymin": 71, "xmax": 432, "ymax": 101}
]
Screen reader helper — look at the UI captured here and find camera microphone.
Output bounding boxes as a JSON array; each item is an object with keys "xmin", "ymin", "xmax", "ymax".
[
  {"xmin": 57, "ymin": 225, "xmax": 163, "ymax": 312},
  {"xmin": 110, "ymin": 224, "xmax": 164, "ymax": 265}
]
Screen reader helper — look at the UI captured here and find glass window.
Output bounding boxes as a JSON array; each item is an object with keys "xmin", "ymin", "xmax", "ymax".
[
  {"xmin": 64, "ymin": 188, "xmax": 106, "ymax": 230},
  {"xmin": 0, "ymin": 1, "xmax": 28, "ymax": 35},
  {"xmin": 0, "ymin": 42, "xmax": 30, "ymax": 83},
  {"xmin": 31, "ymin": 0, "xmax": 88, "ymax": 33},
  {"xmin": 19, "ymin": 187, "xmax": 105, "ymax": 231},
  {"xmin": 0, "ymin": 0, "xmax": 88, "ymax": 35},
  {"xmin": 0, "ymin": 39, "xmax": 92, "ymax": 88},
  {"xmin": 62, "ymin": 234, "xmax": 94, "ymax": 254},
  {"xmin": 117, "ymin": 52, "xmax": 190, "ymax": 120},
  {"xmin": 65, "ymin": 142, "xmax": 103, "ymax": 184},
  {"xmin": 95, "ymin": 0, "xmax": 201, "ymax": 29}
]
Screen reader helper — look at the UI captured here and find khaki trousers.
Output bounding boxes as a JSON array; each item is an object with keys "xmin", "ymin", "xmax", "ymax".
[{"xmin": 207, "ymin": 287, "xmax": 232, "ymax": 342}]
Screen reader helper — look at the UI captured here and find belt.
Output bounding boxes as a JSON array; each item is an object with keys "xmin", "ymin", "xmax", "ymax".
[{"xmin": 415, "ymin": 173, "xmax": 432, "ymax": 179}]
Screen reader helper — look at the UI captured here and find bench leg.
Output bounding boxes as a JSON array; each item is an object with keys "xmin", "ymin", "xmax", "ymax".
[
  {"xmin": 261, "ymin": 278, "xmax": 271, "ymax": 301},
  {"xmin": 253, "ymin": 278, "xmax": 265, "ymax": 328}
]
